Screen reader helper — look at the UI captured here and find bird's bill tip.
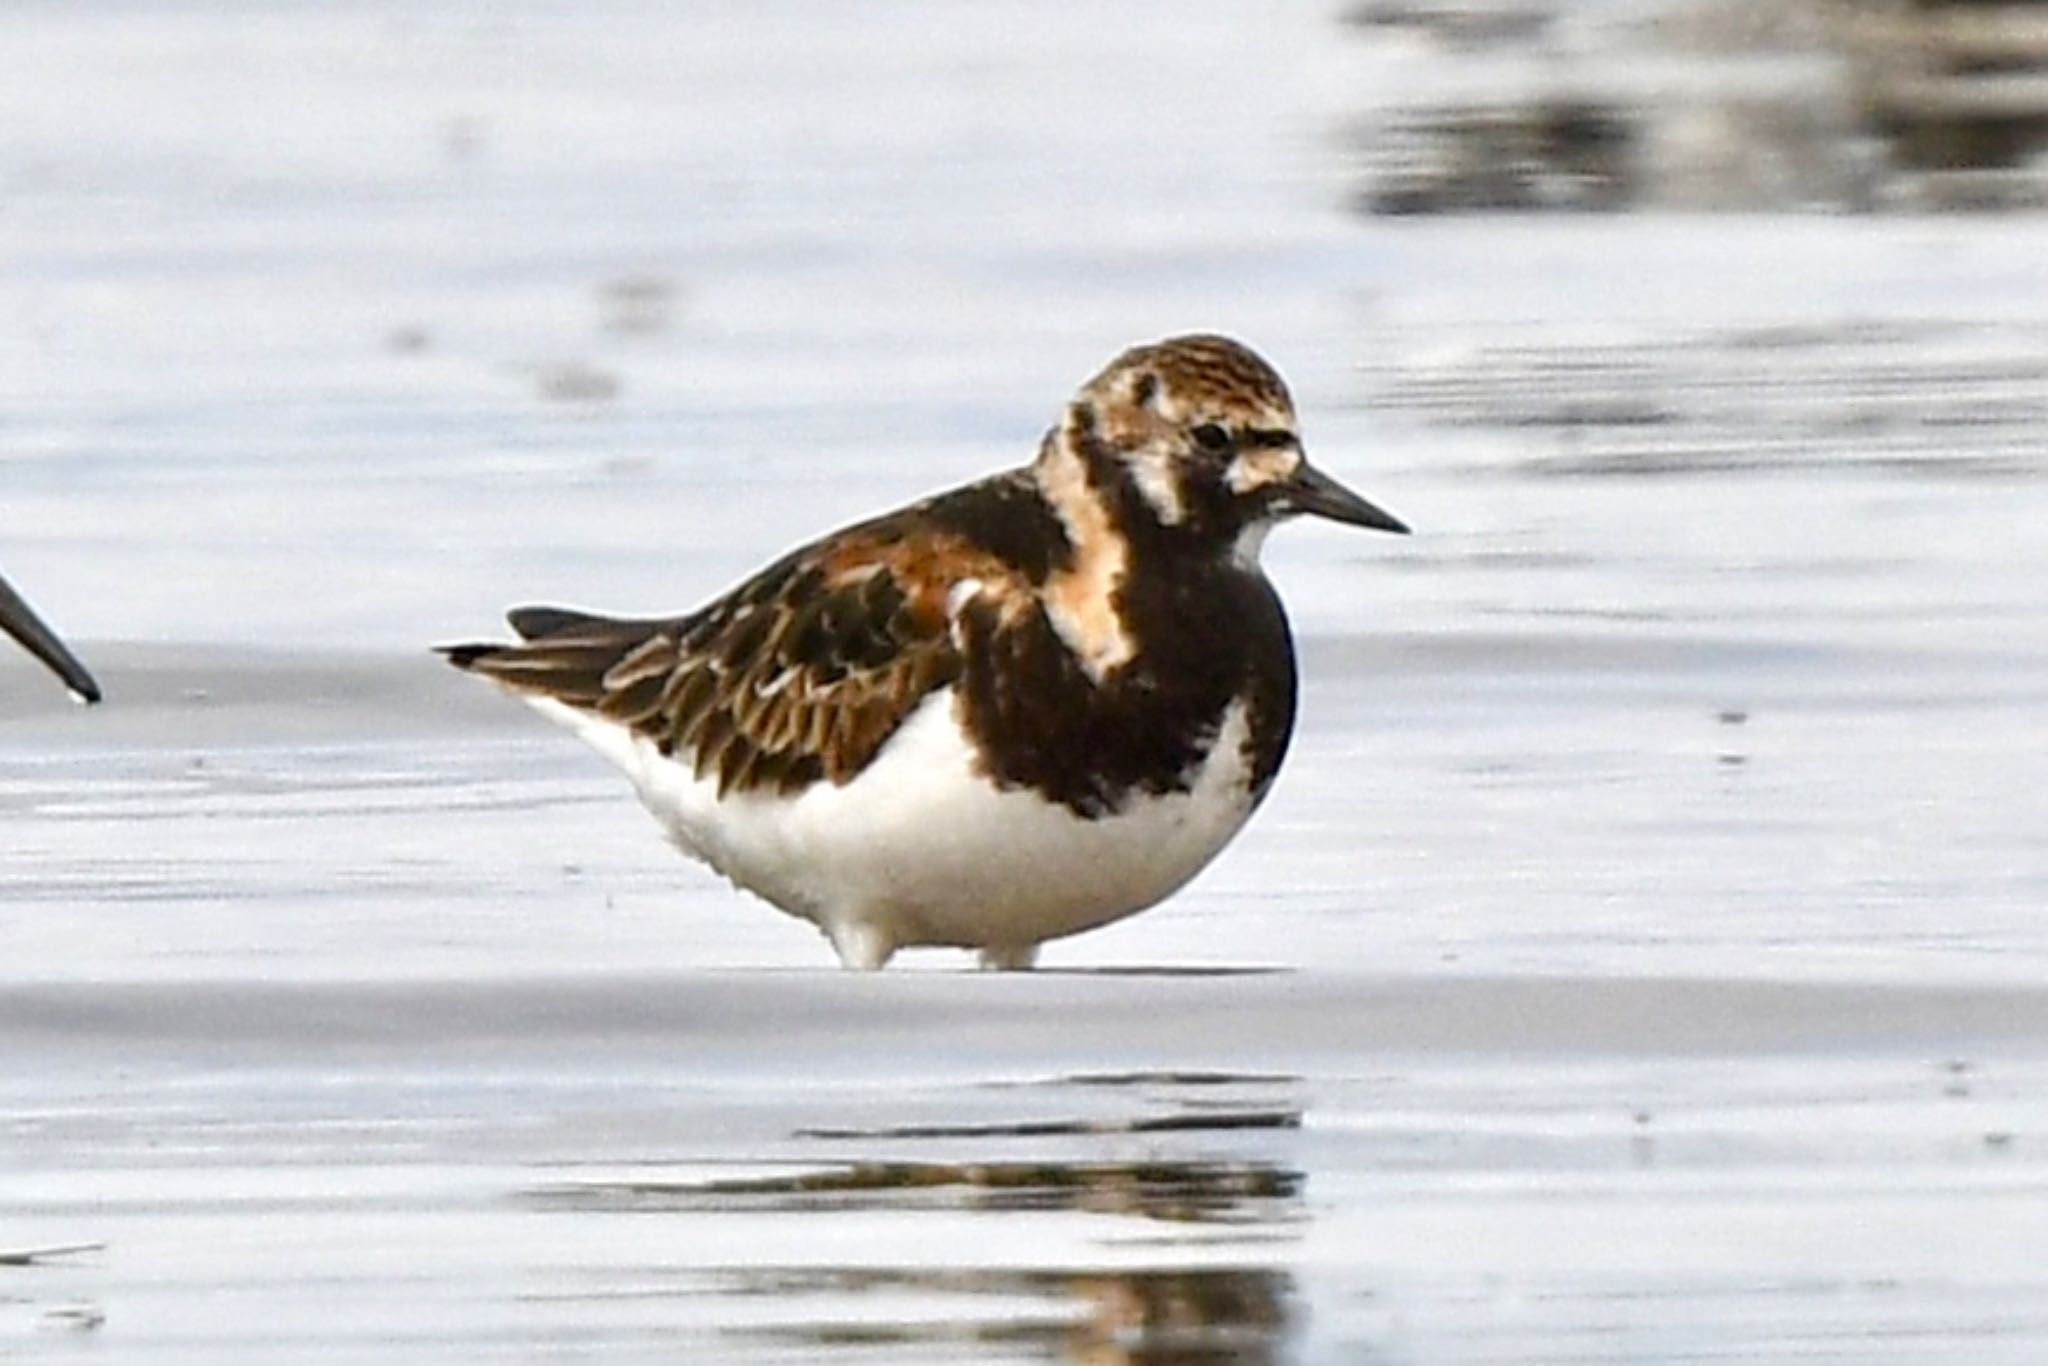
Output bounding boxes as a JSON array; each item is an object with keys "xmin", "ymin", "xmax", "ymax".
[
  {"xmin": 1286, "ymin": 462, "xmax": 1410, "ymax": 535},
  {"xmin": 0, "ymin": 574, "xmax": 101, "ymax": 704}
]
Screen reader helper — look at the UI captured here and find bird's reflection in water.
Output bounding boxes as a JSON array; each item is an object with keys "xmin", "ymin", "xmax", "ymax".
[
  {"xmin": 556, "ymin": 1157, "xmax": 1299, "ymax": 1221},
  {"xmin": 728, "ymin": 1264, "xmax": 1294, "ymax": 1364},
  {"xmin": 540, "ymin": 1157, "xmax": 1303, "ymax": 1361},
  {"xmin": 1070, "ymin": 1267, "xmax": 1291, "ymax": 1365}
]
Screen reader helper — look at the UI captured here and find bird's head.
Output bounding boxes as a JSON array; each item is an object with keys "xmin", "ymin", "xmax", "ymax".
[{"xmin": 1040, "ymin": 334, "xmax": 1407, "ymax": 563}]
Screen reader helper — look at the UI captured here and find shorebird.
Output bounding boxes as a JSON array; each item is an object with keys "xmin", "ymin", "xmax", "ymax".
[
  {"xmin": 0, "ymin": 569, "xmax": 100, "ymax": 704},
  {"xmin": 442, "ymin": 335, "xmax": 1407, "ymax": 968}
]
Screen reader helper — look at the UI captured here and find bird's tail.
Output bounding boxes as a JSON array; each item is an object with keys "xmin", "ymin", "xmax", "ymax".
[{"xmin": 436, "ymin": 606, "xmax": 667, "ymax": 710}]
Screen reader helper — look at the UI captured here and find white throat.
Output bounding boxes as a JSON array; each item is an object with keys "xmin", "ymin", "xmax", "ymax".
[{"xmin": 1231, "ymin": 518, "xmax": 1274, "ymax": 569}]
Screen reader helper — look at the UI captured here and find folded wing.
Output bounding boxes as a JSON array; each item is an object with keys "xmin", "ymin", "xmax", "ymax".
[{"xmin": 441, "ymin": 527, "xmax": 1030, "ymax": 797}]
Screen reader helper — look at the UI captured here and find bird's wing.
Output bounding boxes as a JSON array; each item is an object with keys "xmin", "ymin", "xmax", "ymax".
[{"xmin": 440, "ymin": 521, "xmax": 1034, "ymax": 796}]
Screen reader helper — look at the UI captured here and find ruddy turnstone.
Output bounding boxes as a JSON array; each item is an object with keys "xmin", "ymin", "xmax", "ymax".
[
  {"xmin": 0, "ymin": 569, "xmax": 100, "ymax": 704},
  {"xmin": 441, "ymin": 335, "xmax": 1407, "ymax": 969}
]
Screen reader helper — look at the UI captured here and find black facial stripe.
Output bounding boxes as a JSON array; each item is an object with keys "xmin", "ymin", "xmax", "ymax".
[{"xmin": 1239, "ymin": 428, "xmax": 1295, "ymax": 449}]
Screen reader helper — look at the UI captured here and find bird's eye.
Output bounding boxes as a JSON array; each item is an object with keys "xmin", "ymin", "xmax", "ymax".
[{"xmin": 1191, "ymin": 422, "xmax": 1231, "ymax": 454}]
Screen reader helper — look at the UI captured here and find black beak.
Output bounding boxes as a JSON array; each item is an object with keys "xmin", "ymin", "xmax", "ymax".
[
  {"xmin": 0, "ymin": 571, "xmax": 101, "ymax": 704},
  {"xmin": 1285, "ymin": 461, "xmax": 1410, "ymax": 535}
]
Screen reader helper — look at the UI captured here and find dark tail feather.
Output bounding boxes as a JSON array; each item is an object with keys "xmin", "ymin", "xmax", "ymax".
[
  {"xmin": 438, "ymin": 604, "xmax": 622, "ymax": 672},
  {"xmin": 437, "ymin": 605, "xmax": 669, "ymax": 710},
  {"xmin": 507, "ymin": 605, "xmax": 614, "ymax": 641},
  {"xmin": 436, "ymin": 641, "xmax": 503, "ymax": 670}
]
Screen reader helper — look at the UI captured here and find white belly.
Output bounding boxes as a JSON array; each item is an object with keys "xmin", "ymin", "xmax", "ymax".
[{"xmin": 527, "ymin": 689, "xmax": 1258, "ymax": 962}]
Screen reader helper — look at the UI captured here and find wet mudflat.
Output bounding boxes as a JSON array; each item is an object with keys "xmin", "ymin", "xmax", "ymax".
[
  {"xmin": 7, "ymin": 0, "xmax": 2048, "ymax": 1360},
  {"xmin": 9, "ymin": 956, "xmax": 2048, "ymax": 1363}
]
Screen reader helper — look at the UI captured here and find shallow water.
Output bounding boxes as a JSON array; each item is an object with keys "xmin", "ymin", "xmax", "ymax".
[
  {"xmin": 5, "ymin": 1, "xmax": 2048, "ymax": 1360},
  {"xmin": 8, "ymin": 961, "xmax": 2048, "ymax": 1361}
]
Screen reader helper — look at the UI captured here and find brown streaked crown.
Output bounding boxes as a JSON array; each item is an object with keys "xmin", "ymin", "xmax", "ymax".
[
  {"xmin": 1085, "ymin": 334, "xmax": 1299, "ymax": 431},
  {"xmin": 1034, "ymin": 334, "xmax": 1308, "ymax": 553},
  {"xmin": 1042, "ymin": 333, "xmax": 1406, "ymax": 551}
]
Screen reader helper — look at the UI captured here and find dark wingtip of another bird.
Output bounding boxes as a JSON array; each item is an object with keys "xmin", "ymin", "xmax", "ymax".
[{"xmin": 0, "ymin": 571, "xmax": 102, "ymax": 705}]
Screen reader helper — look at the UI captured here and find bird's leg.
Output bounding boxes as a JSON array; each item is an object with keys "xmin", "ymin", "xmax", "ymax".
[
  {"xmin": 826, "ymin": 919, "xmax": 896, "ymax": 971},
  {"xmin": 977, "ymin": 944, "xmax": 1039, "ymax": 972}
]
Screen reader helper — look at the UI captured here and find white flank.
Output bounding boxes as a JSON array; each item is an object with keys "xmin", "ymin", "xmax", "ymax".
[{"xmin": 524, "ymin": 691, "xmax": 1259, "ymax": 966}]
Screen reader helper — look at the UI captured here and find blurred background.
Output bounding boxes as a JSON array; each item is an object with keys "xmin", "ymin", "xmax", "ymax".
[
  {"xmin": 3, "ymin": 0, "xmax": 2039, "ymax": 648},
  {"xmin": 5, "ymin": 2, "xmax": 2048, "ymax": 1359}
]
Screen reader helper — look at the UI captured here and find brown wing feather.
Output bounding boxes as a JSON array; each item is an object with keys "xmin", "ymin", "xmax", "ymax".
[{"xmin": 440, "ymin": 521, "xmax": 1031, "ymax": 797}]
